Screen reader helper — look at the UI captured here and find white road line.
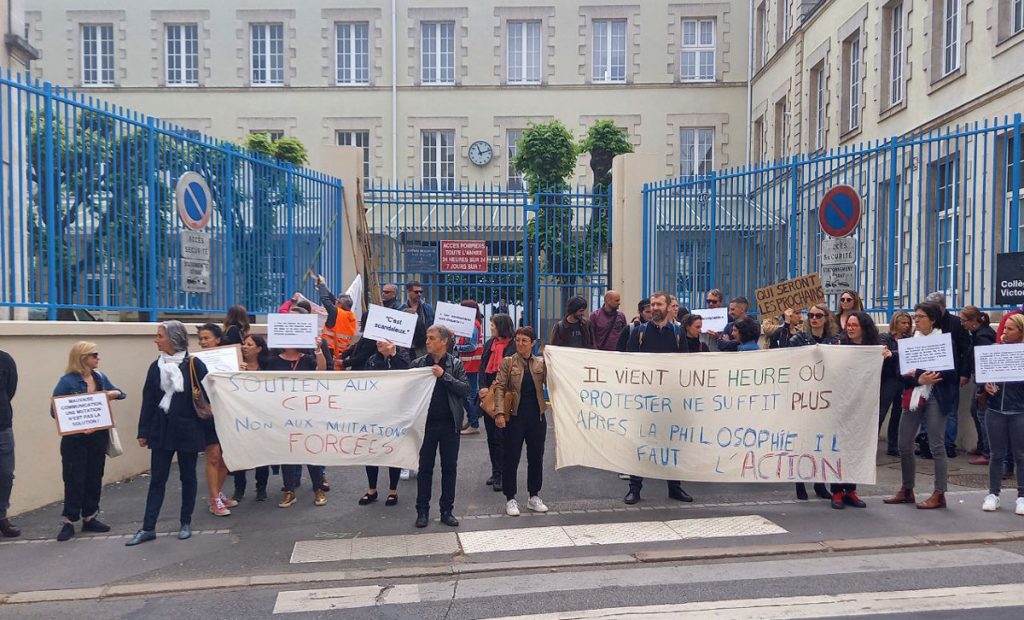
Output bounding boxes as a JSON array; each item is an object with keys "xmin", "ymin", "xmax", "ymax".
[{"xmin": 273, "ymin": 584, "xmax": 421, "ymax": 614}]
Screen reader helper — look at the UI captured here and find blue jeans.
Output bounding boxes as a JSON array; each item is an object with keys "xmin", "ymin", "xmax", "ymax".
[
  {"xmin": 142, "ymin": 448, "xmax": 198, "ymax": 531},
  {"xmin": 944, "ymin": 395, "xmax": 959, "ymax": 450},
  {"xmin": 464, "ymin": 373, "xmax": 480, "ymax": 428}
]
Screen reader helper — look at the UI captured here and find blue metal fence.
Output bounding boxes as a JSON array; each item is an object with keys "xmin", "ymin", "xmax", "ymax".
[
  {"xmin": 643, "ymin": 114, "xmax": 1024, "ymax": 315},
  {"xmin": 0, "ymin": 69, "xmax": 343, "ymax": 319}
]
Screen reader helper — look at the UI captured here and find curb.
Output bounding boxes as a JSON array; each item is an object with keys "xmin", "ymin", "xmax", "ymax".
[{"xmin": 3, "ymin": 530, "xmax": 1024, "ymax": 605}]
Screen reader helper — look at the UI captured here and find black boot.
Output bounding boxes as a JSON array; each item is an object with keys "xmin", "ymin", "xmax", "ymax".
[
  {"xmin": 415, "ymin": 511, "xmax": 429, "ymax": 528},
  {"xmin": 795, "ymin": 484, "xmax": 808, "ymax": 500},
  {"xmin": 492, "ymin": 474, "xmax": 503, "ymax": 493},
  {"xmin": 0, "ymin": 518, "xmax": 20, "ymax": 538},
  {"xmin": 440, "ymin": 511, "xmax": 459, "ymax": 527},
  {"xmin": 813, "ymin": 483, "xmax": 830, "ymax": 499}
]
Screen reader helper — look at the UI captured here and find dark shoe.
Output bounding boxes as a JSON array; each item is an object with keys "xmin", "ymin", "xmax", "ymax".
[
  {"xmin": 831, "ymin": 492, "xmax": 846, "ymax": 510},
  {"xmin": 385, "ymin": 494, "xmax": 398, "ymax": 507},
  {"xmin": 485, "ymin": 475, "xmax": 495, "ymax": 486},
  {"xmin": 321, "ymin": 476, "xmax": 330, "ymax": 492},
  {"xmin": 843, "ymin": 491, "xmax": 867, "ymax": 508},
  {"xmin": 883, "ymin": 487, "xmax": 916, "ymax": 504},
  {"xmin": 919, "ymin": 445, "xmax": 933, "ymax": 460},
  {"xmin": 232, "ymin": 489, "xmax": 245, "ymax": 503},
  {"xmin": 668, "ymin": 488, "xmax": 693, "ymax": 502},
  {"xmin": 946, "ymin": 446, "xmax": 957, "ymax": 459},
  {"xmin": 358, "ymin": 491, "xmax": 379, "ymax": 506},
  {"xmin": 82, "ymin": 517, "xmax": 111, "ymax": 533},
  {"xmin": 492, "ymin": 476, "xmax": 503, "ymax": 493},
  {"xmin": 57, "ymin": 522, "xmax": 75, "ymax": 542},
  {"xmin": 125, "ymin": 529, "xmax": 156, "ymax": 546},
  {"xmin": 440, "ymin": 512, "xmax": 459, "ymax": 527},
  {"xmin": 179, "ymin": 523, "xmax": 192, "ymax": 540},
  {"xmin": 415, "ymin": 512, "xmax": 429, "ymax": 528},
  {"xmin": 796, "ymin": 484, "xmax": 808, "ymax": 501},
  {"xmin": 813, "ymin": 483, "xmax": 830, "ymax": 500},
  {"xmin": 624, "ymin": 490, "xmax": 641, "ymax": 505},
  {"xmin": 0, "ymin": 518, "xmax": 20, "ymax": 538},
  {"xmin": 967, "ymin": 447, "xmax": 983, "ymax": 456},
  {"xmin": 916, "ymin": 491, "xmax": 946, "ymax": 510},
  {"xmin": 886, "ymin": 449, "xmax": 900, "ymax": 457},
  {"xmin": 255, "ymin": 486, "xmax": 268, "ymax": 502}
]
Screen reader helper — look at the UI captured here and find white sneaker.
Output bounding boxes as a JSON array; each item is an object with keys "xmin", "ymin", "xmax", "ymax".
[
  {"xmin": 527, "ymin": 496, "xmax": 549, "ymax": 513},
  {"xmin": 1017, "ymin": 498, "xmax": 1024, "ymax": 516},
  {"xmin": 982, "ymin": 494, "xmax": 1001, "ymax": 512},
  {"xmin": 506, "ymin": 499, "xmax": 520, "ymax": 516},
  {"xmin": 399, "ymin": 469, "xmax": 410, "ymax": 480}
]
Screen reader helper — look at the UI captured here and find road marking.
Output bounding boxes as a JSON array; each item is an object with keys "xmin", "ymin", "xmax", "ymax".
[
  {"xmin": 291, "ymin": 532, "xmax": 458, "ymax": 563},
  {"xmin": 273, "ymin": 584, "xmax": 420, "ymax": 614},
  {"xmin": 480, "ymin": 583, "xmax": 1024, "ymax": 619}
]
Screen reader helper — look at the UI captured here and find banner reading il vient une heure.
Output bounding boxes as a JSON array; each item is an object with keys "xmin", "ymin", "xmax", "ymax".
[
  {"xmin": 544, "ymin": 344, "xmax": 881, "ymax": 484},
  {"xmin": 203, "ymin": 368, "xmax": 436, "ymax": 471}
]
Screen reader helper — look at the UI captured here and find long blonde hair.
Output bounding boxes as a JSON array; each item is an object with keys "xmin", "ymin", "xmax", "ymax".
[{"xmin": 65, "ymin": 341, "xmax": 98, "ymax": 375}]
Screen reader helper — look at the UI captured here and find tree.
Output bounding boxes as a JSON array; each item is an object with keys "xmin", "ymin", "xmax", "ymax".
[{"xmin": 578, "ymin": 120, "xmax": 632, "ymax": 199}]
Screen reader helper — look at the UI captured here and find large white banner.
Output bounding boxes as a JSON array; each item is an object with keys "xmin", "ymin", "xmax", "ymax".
[
  {"xmin": 545, "ymin": 345, "xmax": 881, "ymax": 484},
  {"xmin": 203, "ymin": 368, "xmax": 436, "ymax": 470}
]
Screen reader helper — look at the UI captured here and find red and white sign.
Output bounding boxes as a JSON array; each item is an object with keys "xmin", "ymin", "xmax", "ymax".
[{"xmin": 440, "ymin": 240, "xmax": 488, "ymax": 273}]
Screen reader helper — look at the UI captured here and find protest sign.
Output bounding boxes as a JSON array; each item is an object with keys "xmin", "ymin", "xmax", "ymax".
[
  {"xmin": 204, "ymin": 368, "xmax": 436, "ymax": 471},
  {"xmin": 433, "ymin": 301, "xmax": 478, "ymax": 338},
  {"xmin": 974, "ymin": 343, "xmax": 1024, "ymax": 384},
  {"xmin": 897, "ymin": 332, "xmax": 955, "ymax": 375},
  {"xmin": 267, "ymin": 313, "xmax": 319, "ymax": 349},
  {"xmin": 52, "ymin": 392, "xmax": 113, "ymax": 436},
  {"xmin": 363, "ymin": 304, "xmax": 418, "ymax": 348},
  {"xmin": 345, "ymin": 274, "xmax": 364, "ymax": 329},
  {"xmin": 691, "ymin": 307, "xmax": 729, "ymax": 333},
  {"xmin": 755, "ymin": 273, "xmax": 826, "ymax": 315},
  {"xmin": 544, "ymin": 344, "xmax": 881, "ymax": 483},
  {"xmin": 192, "ymin": 345, "xmax": 242, "ymax": 373}
]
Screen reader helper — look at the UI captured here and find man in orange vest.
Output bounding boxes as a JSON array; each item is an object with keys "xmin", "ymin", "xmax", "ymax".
[
  {"xmin": 455, "ymin": 299, "xmax": 484, "ymax": 435},
  {"xmin": 315, "ymin": 275, "xmax": 357, "ymax": 370}
]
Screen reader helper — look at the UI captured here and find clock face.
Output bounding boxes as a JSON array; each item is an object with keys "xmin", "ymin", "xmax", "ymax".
[{"xmin": 468, "ymin": 140, "xmax": 493, "ymax": 166}]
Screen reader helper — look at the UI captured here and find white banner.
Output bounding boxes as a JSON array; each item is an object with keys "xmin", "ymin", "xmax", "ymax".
[
  {"xmin": 345, "ymin": 275, "xmax": 363, "ymax": 329},
  {"xmin": 203, "ymin": 368, "xmax": 436, "ymax": 470},
  {"xmin": 974, "ymin": 343, "xmax": 1024, "ymax": 383},
  {"xmin": 545, "ymin": 345, "xmax": 881, "ymax": 484}
]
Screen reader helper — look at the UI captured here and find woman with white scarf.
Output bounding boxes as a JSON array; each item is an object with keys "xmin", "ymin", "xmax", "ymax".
[
  {"xmin": 127, "ymin": 321, "xmax": 209, "ymax": 546},
  {"xmin": 884, "ymin": 302, "xmax": 962, "ymax": 510}
]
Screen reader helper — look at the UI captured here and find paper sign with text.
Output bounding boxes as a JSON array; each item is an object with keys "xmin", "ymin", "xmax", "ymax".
[
  {"xmin": 52, "ymin": 392, "xmax": 113, "ymax": 436},
  {"xmin": 974, "ymin": 343, "xmax": 1024, "ymax": 384},
  {"xmin": 363, "ymin": 304, "xmax": 418, "ymax": 348},
  {"xmin": 897, "ymin": 332, "xmax": 955, "ymax": 375},
  {"xmin": 345, "ymin": 274, "xmax": 364, "ymax": 329},
  {"xmin": 755, "ymin": 274, "xmax": 826, "ymax": 315},
  {"xmin": 691, "ymin": 307, "xmax": 729, "ymax": 333},
  {"xmin": 203, "ymin": 369, "xmax": 436, "ymax": 470},
  {"xmin": 267, "ymin": 313, "xmax": 319, "ymax": 349},
  {"xmin": 433, "ymin": 301, "xmax": 478, "ymax": 338},
  {"xmin": 192, "ymin": 345, "xmax": 242, "ymax": 373},
  {"xmin": 544, "ymin": 344, "xmax": 881, "ymax": 483}
]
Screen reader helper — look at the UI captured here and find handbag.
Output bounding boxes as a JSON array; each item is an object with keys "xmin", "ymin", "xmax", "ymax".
[
  {"xmin": 189, "ymin": 357, "xmax": 213, "ymax": 420},
  {"xmin": 106, "ymin": 427, "xmax": 124, "ymax": 458}
]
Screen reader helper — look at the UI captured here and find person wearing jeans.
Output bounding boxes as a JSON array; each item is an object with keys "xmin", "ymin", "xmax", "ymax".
[
  {"xmin": 981, "ymin": 313, "xmax": 1024, "ymax": 515},
  {"xmin": 0, "ymin": 347, "xmax": 18, "ymax": 538},
  {"xmin": 455, "ymin": 301, "xmax": 483, "ymax": 435}
]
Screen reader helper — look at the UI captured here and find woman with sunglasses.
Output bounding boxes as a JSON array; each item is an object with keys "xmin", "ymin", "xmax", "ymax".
[
  {"xmin": 835, "ymin": 290, "xmax": 864, "ymax": 330},
  {"xmin": 51, "ymin": 342, "xmax": 126, "ymax": 541}
]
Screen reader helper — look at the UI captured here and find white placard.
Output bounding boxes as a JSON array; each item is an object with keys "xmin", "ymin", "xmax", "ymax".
[
  {"xmin": 267, "ymin": 313, "xmax": 319, "ymax": 349},
  {"xmin": 974, "ymin": 343, "xmax": 1024, "ymax": 384},
  {"xmin": 192, "ymin": 345, "xmax": 242, "ymax": 373},
  {"xmin": 691, "ymin": 307, "xmax": 729, "ymax": 333},
  {"xmin": 433, "ymin": 301, "xmax": 477, "ymax": 338},
  {"xmin": 345, "ymin": 275, "xmax": 363, "ymax": 329},
  {"xmin": 363, "ymin": 304, "xmax": 418, "ymax": 349},
  {"xmin": 52, "ymin": 392, "xmax": 113, "ymax": 436},
  {"xmin": 898, "ymin": 332, "xmax": 955, "ymax": 375}
]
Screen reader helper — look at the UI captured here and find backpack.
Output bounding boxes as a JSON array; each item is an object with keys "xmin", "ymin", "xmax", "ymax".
[{"xmin": 637, "ymin": 321, "xmax": 682, "ymax": 351}]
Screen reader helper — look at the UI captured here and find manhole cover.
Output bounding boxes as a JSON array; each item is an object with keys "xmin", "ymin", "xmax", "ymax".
[{"xmin": 948, "ymin": 473, "xmax": 1017, "ymax": 489}]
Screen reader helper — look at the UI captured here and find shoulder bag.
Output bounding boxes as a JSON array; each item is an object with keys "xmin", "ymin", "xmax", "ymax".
[{"xmin": 189, "ymin": 357, "xmax": 213, "ymax": 420}]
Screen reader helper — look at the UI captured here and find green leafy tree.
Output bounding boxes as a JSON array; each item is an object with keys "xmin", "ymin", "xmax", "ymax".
[{"xmin": 578, "ymin": 120, "xmax": 632, "ymax": 200}]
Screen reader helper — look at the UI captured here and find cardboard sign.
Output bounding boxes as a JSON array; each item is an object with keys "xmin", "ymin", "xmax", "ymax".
[
  {"xmin": 52, "ymin": 392, "xmax": 113, "ymax": 436},
  {"xmin": 996, "ymin": 252, "xmax": 1024, "ymax": 305},
  {"xmin": 755, "ymin": 273, "xmax": 826, "ymax": 315},
  {"xmin": 974, "ymin": 343, "xmax": 1024, "ymax": 384},
  {"xmin": 267, "ymin": 313, "xmax": 319, "ymax": 349},
  {"xmin": 433, "ymin": 301, "xmax": 478, "ymax": 338},
  {"xmin": 691, "ymin": 307, "xmax": 729, "ymax": 333},
  {"xmin": 193, "ymin": 345, "xmax": 242, "ymax": 373},
  {"xmin": 898, "ymin": 332, "xmax": 955, "ymax": 375},
  {"xmin": 440, "ymin": 240, "xmax": 488, "ymax": 273},
  {"xmin": 363, "ymin": 304, "xmax": 418, "ymax": 349}
]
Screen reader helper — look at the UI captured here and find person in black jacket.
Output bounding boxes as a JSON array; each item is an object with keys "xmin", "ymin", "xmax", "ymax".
[
  {"xmin": 478, "ymin": 314, "xmax": 516, "ymax": 491},
  {"xmin": 926, "ymin": 291, "xmax": 972, "ymax": 457},
  {"xmin": 127, "ymin": 321, "xmax": 209, "ymax": 546},
  {"xmin": 960, "ymin": 306, "xmax": 998, "ymax": 463},
  {"xmin": 616, "ymin": 298, "xmax": 652, "ymax": 352},
  {"xmin": 221, "ymin": 305, "xmax": 250, "ymax": 346},
  {"xmin": 358, "ymin": 340, "xmax": 410, "ymax": 507},
  {"xmin": 879, "ymin": 312, "xmax": 914, "ymax": 457},
  {"xmin": 0, "ymin": 348, "xmax": 18, "ymax": 538},
  {"xmin": 980, "ymin": 313, "xmax": 1024, "ymax": 515},
  {"xmin": 768, "ymin": 308, "xmax": 803, "ymax": 349}
]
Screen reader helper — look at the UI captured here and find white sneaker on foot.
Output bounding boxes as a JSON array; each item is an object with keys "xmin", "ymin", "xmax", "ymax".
[
  {"xmin": 400, "ymin": 469, "xmax": 410, "ymax": 480},
  {"xmin": 982, "ymin": 494, "xmax": 1000, "ymax": 512},
  {"xmin": 527, "ymin": 496, "xmax": 549, "ymax": 513},
  {"xmin": 1017, "ymin": 497, "xmax": 1024, "ymax": 516},
  {"xmin": 506, "ymin": 499, "xmax": 520, "ymax": 516}
]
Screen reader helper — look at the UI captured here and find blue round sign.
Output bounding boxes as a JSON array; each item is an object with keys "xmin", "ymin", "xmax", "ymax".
[
  {"xmin": 176, "ymin": 172, "xmax": 212, "ymax": 230},
  {"xmin": 817, "ymin": 185, "xmax": 861, "ymax": 238}
]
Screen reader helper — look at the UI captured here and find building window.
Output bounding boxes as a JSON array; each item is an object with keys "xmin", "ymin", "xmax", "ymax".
[
  {"xmin": 680, "ymin": 19, "xmax": 715, "ymax": 82},
  {"xmin": 809, "ymin": 62, "xmax": 826, "ymax": 152},
  {"xmin": 755, "ymin": 2, "xmax": 768, "ymax": 68},
  {"xmin": 931, "ymin": 156, "xmax": 958, "ymax": 292},
  {"xmin": 81, "ymin": 24, "xmax": 114, "ymax": 86},
  {"xmin": 336, "ymin": 130, "xmax": 371, "ymax": 181},
  {"xmin": 774, "ymin": 98, "xmax": 788, "ymax": 158},
  {"xmin": 843, "ymin": 33, "xmax": 861, "ymax": 133},
  {"xmin": 1016, "ymin": 0, "xmax": 1024, "ymax": 36},
  {"xmin": 1002, "ymin": 135, "xmax": 1024, "ymax": 246},
  {"xmin": 942, "ymin": 0, "xmax": 960, "ymax": 76},
  {"xmin": 422, "ymin": 130, "xmax": 455, "ymax": 190},
  {"xmin": 335, "ymin": 22, "xmax": 369, "ymax": 86},
  {"xmin": 679, "ymin": 128, "xmax": 714, "ymax": 178},
  {"xmin": 752, "ymin": 116, "xmax": 766, "ymax": 163},
  {"xmin": 506, "ymin": 129, "xmax": 524, "ymax": 190},
  {"xmin": 165, "ymin": 24, "xmax": 199, "ymax": 86},
  {"xmin": 251, "ymin": 23, "xmax": 284, "ymax": 86},
  {"xmin": 888, "ymin": 3, "xmax": 904, "ymax": 107},
  {"xmin": 507, "ymin": 20, "xmax": 542, "ymax": 84},
  {"xmin": 778, "ymin": 0, "xmax": 791, "ymax": 46},
  {"xmin": 421, "ymin": 22, "xmax": 455, "ymax": 85},
  {"xmin": 877, "ymin": 175, "xmax": 905, "ymax": 296},
  {"xmin": 250, "ymin": 129, "xmax": 284, "ymax": 142},
  {"xmin": 592, "ymin": 19, "xmax": 627, "ymax": 83}
]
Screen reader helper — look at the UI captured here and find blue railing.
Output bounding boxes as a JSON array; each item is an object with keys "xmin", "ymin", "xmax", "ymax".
[
  {"xmin": 0, "ymin": 68, "xmax": 343, "ymax": 319},
  {"xmin": 643, "ymin": 114, "xmax": 1024, "ymax": 315}
]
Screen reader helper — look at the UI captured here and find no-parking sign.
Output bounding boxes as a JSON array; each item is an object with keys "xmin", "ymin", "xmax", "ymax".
[
  {"xmin": 176, "ymin": 171, "xmax": 213, "ymax": 230},
  {"xmin": 817, "ymin": 185, "xmax": 861, "ymax": 238}
]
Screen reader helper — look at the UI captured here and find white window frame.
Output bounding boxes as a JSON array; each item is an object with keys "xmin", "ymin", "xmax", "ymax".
[
  {"xmin": 592, "ymin": 19, "xmax": 627, "ymax": 83},
  {"xmin": 421, "ymin": 22, "xmax": 455, "ymax": 85},
  {"xmin": 506, "ymin": 129, "xmax": 525, "ymax": 190},
  {"xmin": 757, "ymin": 2, "xmax": 768, "ymax": 67},
  {"xmin": 942, "ymin": 0, "xmax": 960, "ymax": 76},
  {"xmin": 507, "ymin": 20, "xmax": 542, "ymax": 85},
  {"xmin": 812, "ymin": 64, "xmax": 826, "ymax": 151},
  {"xmin": 1014, "ymin": 0, "xmax": 1024, "ymax": 36},
  {"xmin": 933, "ymin": 157, "xmax": 958, "ymax": 293},
  {"xmin": 775, "ymin": 99, "xmax": 789, "ymax": 158},
  {"xmin": 165, "ymin": 23, "xmax": 199, "ymax": 87},
  {"xmin": 679, "ymin": 127, "xmax": 714, "ymax": 178},
  {"xmin": 680, "ymin": 19, "xmax": 715, "ymax": 82},
  {"xmin": 81, "ymin": 24, "xmax": 114, "ymax": 86},
  {"xmin": 250, "ymin": 23, "xmax": 285, "ymax": 86},
  {"xmin": 845, "ymin": 33, "xmax": 861, "ymax": 132},
  {"xmin": 1004, "ymin": 135, "xmax": 1024, "ymax": 249},
  {"xmin": 422, "ymin": 129, "xmax": 455, "ymax": 190},
  {"xmin": 336, "ymin": 130, "xmax": 371, "ymax": 180},
  {"xmin": 250, "ymin": 129, "xmax": 284, "ymax": 142},
  {"xmin": 335, "ymin": 22, "xmax": 369, "ymax": 86},
  {"xmin": 889, "ymin": 3, "xmax": 904, "ymax": 106}
]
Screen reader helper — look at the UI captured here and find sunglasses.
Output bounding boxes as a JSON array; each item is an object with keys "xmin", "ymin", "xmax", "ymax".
[
  {"xmin": 807, "ymin": 312, "xmax": 826, "ymax": 319},
  {"xmin": 84, "ymin": 352, "xmax": 99, "ymax": 358},
  {"xmin": 840, "ymin": 297, "xmax": 854, "ymax": 302},
  {"xmin": 411, "ymin": 290, "xmax": 423, "ymax": 294}
]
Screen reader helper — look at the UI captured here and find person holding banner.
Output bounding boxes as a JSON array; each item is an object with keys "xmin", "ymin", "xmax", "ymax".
[
  {"xmin": 980, "ymin": 313, "xmax": 1024, "ymax": 515},
  {"xmin": 456, "ymin": 300, "xmax": 484, "ymax": 435},
  {"xmin": 359, "ymin": 339, "xmax": 411, "ymax": 507},
  {"xmin": 683, "ymin": 314, "xmax": 710, "ymax": 353},
  {"xmin": 479, "ymin": 314, "xmax": 516, "ymax": 492},
  {"xmin": 231, "ymin": 334, "xmax": 272, "ymax": 502},
  {"xmin": 412, "ymin": 325, "xmax": 470, "ymax": 528},
  {"xmin": 195, "ymin": 324, "xmax": 237, "ymax": 518},
  {"xmin": 492, "ymin": 326, "xmax": 548, "ymax": 516},
  {"xmin": 127, "ymin": 321, "xmax": 208, "ymax": 546},
  {"xmin": 51, "ymin": 342, "xmax": 125, "ymax": 542}
]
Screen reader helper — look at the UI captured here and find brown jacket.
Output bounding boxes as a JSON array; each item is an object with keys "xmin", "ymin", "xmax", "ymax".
[{"xmin": 492, "ymin": 353, "xmax": 547, "ymax": 418}]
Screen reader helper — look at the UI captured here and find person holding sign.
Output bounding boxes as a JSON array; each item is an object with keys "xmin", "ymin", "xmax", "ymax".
[
  {"xmin": 960, "ymin": 306, "xmax": 997, "ymax": 465},
  {"xmin": 316, "ymin": 275, "xmax": 357, "ymax": 370},
  {"xmin": 51, "ymin": 342, "xmax": 125, "ymax": 542},
  {"xmin": 455, "ymin": 300, "xmax": 484, "ymax": 435},
  {"xmin": 980, "ymin": 314, "xmax": 1024, "ymax": 515},
  {"xmin": 359, "ymin": 339, "xmax": 411, "ymax": 507},
  {"xmin": 196, "ymin": 324, "xmax": 237, "ymax": 518},
  {"xmin": 231, "ymin": 334, "xmax": 271, "ymax": 502}
]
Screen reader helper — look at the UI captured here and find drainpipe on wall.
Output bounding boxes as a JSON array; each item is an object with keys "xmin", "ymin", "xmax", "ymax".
[
  {"xmin": 745, "ymin": 0, "xmax": 755, "ymax": 166},
  {"xmin": 391, "ymin": 0, "xmax": 398, "ymax": 181}
]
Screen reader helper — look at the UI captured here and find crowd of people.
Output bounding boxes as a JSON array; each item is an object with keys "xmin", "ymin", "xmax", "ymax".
[{"xmin": 0, "ymin": 279, "xmax": 1021, "ymax": 544}]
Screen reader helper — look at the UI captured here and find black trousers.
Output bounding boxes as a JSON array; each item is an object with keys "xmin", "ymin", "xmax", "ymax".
[
  {"xmin": 416, "ymin": 422, "xmax": 460, "ymax": 514},
  {"xmin": 232, "ymin": 467, "xmax": 269, "ymax": 494},
  {"xmin": 365, "ymin": 466, "xmax": 402, "ymax": 491},
  {"xmin": 503, "ymin": 411, "xmax": 546, "ymax": 500},
  {"xmin": 143, "ymin": 448, "xmax": 198, "ymax": 531},
  {"xmin": 830, "ymin": 483, "xmax": 856, "ymax": 494},
  {"xmin": 483, "ymin": 412, "xmax": 504, "ymax": 478},
  {"xmin": 879, "ymin": 379, "xmax": 903, "ymax": 453},
  {"xmin": 628, "ymin": 476, "xmax": 683, "ymax": 494},
  {"xmin": 283, "ymin": 465, "xmax": 324, "ymax": 492},
  {"xmin": 60, "ymin": 431, "xmax": 109, "ymax": 522}
]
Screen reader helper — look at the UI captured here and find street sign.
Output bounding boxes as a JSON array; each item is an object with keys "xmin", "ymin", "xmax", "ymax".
[
  {"xmin": 822, "ymin": 264, "xmax": 857, "ymax": 294},
  {"xmin": 180, "ymin": 230, "xmax": 211, "ymax": 262},
  {"xmin": 821, "ymin": 236, "xmax": 856, "ymax": 266},
  {"xmin": 176, "ymin": 171, "xmax": 213, "ymax": 230},
  {"xmin": 181, "ymin": 259, "xmax": 211, "ymax": 293},
  {"xmin": 440, "ymin": 240, "xmax": 488, "ymax": 273},
  {"xmin": 404, "ymin": 245, "xmax": 437, "ymax": 274},
  {"xmin": 996, "ymin": 251, "xmax": 1024, "ymax": 305},
  {"xmin": 818, "ymin": 185, "xmax": 861, "ymax": 238}
]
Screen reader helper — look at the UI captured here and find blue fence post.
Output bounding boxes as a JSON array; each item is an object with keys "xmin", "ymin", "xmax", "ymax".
[
  {"xmin": 146, "ymin": 116, "xmax": 158, "ymax": 321},
  {"xmin": 1012, "ymin": 113, "xmax": 1022, "ymax": 252},
  {"xmin": 708, "ymin": 171, "xmax": 718, "ymax": 289},
  {"xmin": 788, "ymin": 156, "xmax": 801, "ymax": 280},
  {"xmin": 42, "ymin": 82, "xmax": 58, "ymax": 320},
  {"xmin": 285, "ymin": 167, "xmax": 295, "ymax": 297},
  {"xmin": 886, "ymin": 136, "xmax": 900, "ymax": 318},
  {"xmin": 641, "ymin": 185, "xmax": 649, "ymax": 296},
  {"xmin": 335, "ymin": 180, "xmax": 344, "ymax": 285},
  {"xmin": 223, "ymin": 145, "xmax": 235, "ymax": 307}
]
